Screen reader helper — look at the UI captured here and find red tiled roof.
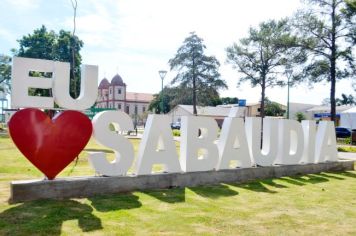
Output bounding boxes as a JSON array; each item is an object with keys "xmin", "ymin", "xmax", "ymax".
[{"xmin": 126, "ymin": 92, "xmax": 153, "ymax": 102}]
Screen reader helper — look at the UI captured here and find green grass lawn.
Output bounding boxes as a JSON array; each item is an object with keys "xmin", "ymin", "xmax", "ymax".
[{"xmin": 1, "ymin": 135, "xmax": 356, "ymax": 235}]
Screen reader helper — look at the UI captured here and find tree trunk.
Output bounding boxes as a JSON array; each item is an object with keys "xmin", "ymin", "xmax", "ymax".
[
  {"xmin": 260, "ymin": 78, "xmax": 266, "ymax": 149},
  {"xmin": 193, "ymin": 75, "xmax": 197, "ymax": 115},
  {"xmin": 192, "ymin": 53, "xmax": 197, "ymax": 116},
  {"xmin": 260, "ymin": 80, "xmax": 266, "ymax": 119},
  {"xmin": 330, "ymin": 0, "xmax": 337, "ymax": 124},
  {"xmin": 330, "ymin": 60, "xmax": 336, "ymax": 124}
]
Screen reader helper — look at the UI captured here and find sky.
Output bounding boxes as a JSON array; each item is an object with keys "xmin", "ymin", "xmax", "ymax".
[{"xmin": 0, "ymin": 0, "xmax": 354, "ymax": 105}]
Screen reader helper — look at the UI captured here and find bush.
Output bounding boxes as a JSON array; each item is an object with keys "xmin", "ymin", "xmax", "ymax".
[
  {"xmin": 337, "ymin": 137, "xmax": 352, "ymax": 145},
  {"xmin": 338, "ymin": 146, "xmax": 356, "ymax": 153},
  {"xmin": 295, "ymin": 112, "xmax": 306, "ymax": 122},
  {"xmin": 172, "ymin": 129, "xmax": 180, "ymax": 137}
]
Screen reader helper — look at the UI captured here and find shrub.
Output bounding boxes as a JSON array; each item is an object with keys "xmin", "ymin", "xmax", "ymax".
[{"xmin": 172, "ymin": 129, "xmax": 180, "ymax": 137}]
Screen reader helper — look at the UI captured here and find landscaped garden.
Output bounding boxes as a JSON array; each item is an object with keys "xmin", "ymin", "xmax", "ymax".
[{"xmin": 0, "ymin": 135, "xmax": 356, "ymax": 235}]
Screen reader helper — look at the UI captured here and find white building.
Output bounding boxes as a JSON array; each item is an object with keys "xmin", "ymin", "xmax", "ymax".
[
  {"xmin": 95, "ymin": 74, "xmax": 153, "ymax": 118},
  {"xmin": 168, "ymin": 105, "xmax": 232, "ymax": 127}
]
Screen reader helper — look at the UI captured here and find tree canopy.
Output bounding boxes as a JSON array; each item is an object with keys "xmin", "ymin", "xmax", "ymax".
[
  {"xmin": 0, "ymin": 55, "xmax": 11, "ymax": 94},
  {"xmin": 148, "ymin": 84, "xmax": 238, "ymax": 114},
  {"xmin": 322, "ymin": 93, "xmax": 356, "ymax": 105},
  {"xmin": 293, "ymin": 0, "xmax": 356, "ymax": 122},
  {"xmin": 265, "ymin": 101, "xmax": 285, "ymax": 117},
  {"xmin": 226, "ymin": 19, "xmax": 304, "ymax": 118},
  {"xmin": 17, "ymin": 25, "xmax": 83, "ymax": 98},
  {"xmin": 169, "ymin": 32, "xmax": 227, "ymax": 115}
]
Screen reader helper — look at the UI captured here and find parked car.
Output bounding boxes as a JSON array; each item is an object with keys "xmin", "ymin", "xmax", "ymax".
[
  {"xmin": 171, "ymin": 122, "xmax": 181, "ymax": 130},
  {"xmin": 335, "ymin": 127, "xmax": 351, "ymax": 138}
]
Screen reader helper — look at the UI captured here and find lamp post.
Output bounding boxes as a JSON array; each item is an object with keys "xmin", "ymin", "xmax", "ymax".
[
  {"xmin": 286, "ymin": 69, "xmax": 293, "ymax": 119},
  {"xmin": 158, "ymin": 70, "xmax": 167, "ymax": 114}
]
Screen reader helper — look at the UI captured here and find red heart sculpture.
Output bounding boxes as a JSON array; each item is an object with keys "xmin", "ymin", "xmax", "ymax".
[{"xmin": 8, "ymin": 108, "xmax": 92, "ymax": 180}]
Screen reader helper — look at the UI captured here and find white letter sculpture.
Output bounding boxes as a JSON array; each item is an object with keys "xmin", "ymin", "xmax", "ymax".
[
  {"xmin": 135, "ymin": 115, "xmax": 181, "ymax": 175},
  {"xmin": 180, "ymin": 116, "xmax": 219, "ymax": 172},
  {"xmin": 315, "ymin": 121, "xmax": 338, "ymax": 162},
  {"xmin": 12, "ymin": 57, "xmax": 54, "ymax": 108},
  {"xmin": 11, "ymin": 57, "xmax": 98, "ymax": 110},
  {"xmin": 217, "ymin": 117, "xmax": 252, "ymax": 169},
  {"xmin": 245, "ymin": 117, "xmax": 278, "ymax": 166},
  {"xmin": 88, "ymin": 111, "xmax": 135, "ymax": 176},
  {"xmin": 300, "ymin": 120, "xmax": 316, "ymax": 163},
  {"xmin": 53, "ymin": 62, "xmax": 98, "ymax": 110},
  {"xmin": 275, "ymin": 120, "xmax": 304, "ymax": 165}
]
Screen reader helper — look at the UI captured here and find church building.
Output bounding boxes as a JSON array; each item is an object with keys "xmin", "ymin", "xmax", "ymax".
[{"xmin": 95, "ymin": 74, "xmax": 153, "ymax": 117}]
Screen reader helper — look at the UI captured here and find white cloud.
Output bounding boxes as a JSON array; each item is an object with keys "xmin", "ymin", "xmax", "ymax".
[
  {"xmin": 0, "ymin": 29, "xmax": 16, "ymax": 45},
  {"xmin": 5, "ymin": 0, "xmax": 41, "ymax": 10}
]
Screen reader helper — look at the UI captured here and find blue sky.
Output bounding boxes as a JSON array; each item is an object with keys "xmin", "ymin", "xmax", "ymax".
[{"xmin": 0, "ymin": 0, "xmax": 354, "ymax": 105}]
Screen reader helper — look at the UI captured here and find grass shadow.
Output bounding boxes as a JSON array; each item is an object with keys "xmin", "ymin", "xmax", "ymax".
[
  {"xmin": 230, "ymin": 181, "xmax": 277, "ymax": 194},
  {"xmin": 143, "ymin": 187, "xmax": 185, "ymax": 203},
  {"xmin": 261, "ymin": 179, "xmax": 288, "ymax": 188},
  {"xmin": 317, "ymin": 172, "xmax": 344, "ymax": 180},
  {"xmin": 334, "ymin": 171, "xmax": 356, "ymax": 179},
  {"xmin": 0, "ymin": 199, "xmax": 102, "ymax": 235},
  {"xmin": 88, "ymin": 193, "xmax": 142, "ymax": 212},
  {"xmin": 279, "ymin": 177, "xmax": 306, "ymax": 186},
  {"xmin": 188, "ymin": 184, "xmax": 238, "ymax": 199},
  {"xmin": 292, "ymin": 174, "xmax": 329, "ymax": 184}
]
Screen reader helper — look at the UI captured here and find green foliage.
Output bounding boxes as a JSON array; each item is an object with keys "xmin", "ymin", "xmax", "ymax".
[
  {"xmin": 148, "ymin": 87, "xmax": 231, "ymax": 114},
  {"xmin": 169, "ymin": 32, "xmax": 227, "ymax": 115},
  {"xmin": 16, "ymin": 25, "xmax": 83, "ymax": 98},
  {"xmin": 148, "ymin": 87, "xmax": 181, "ymax": 114},
  {"xmin": 0, "ymin": 54, "xmax": 11, "ymax": 94},
  {"xmin": 344, "ymin": 0, "xmax": 356, "ymax": 43},
  {"xmin": 338, "ymin": 145, "xmax": 356, "ymax": 152},
  {"xmin": 216, "ymin": 97, "xmax": 239, "ymax": 105},
  {"xmin": 322, "ymin": 93, "xmax": 356, "ymax": 105},
  {"xmin": 148, "ymin": 87, "xmax": 176, "ymax": 114},
  {"xmin": 336, "ymin": 93, "xmax": 356, "ymax": 105},
  {"xmin": 293, "ymin": 0, "xmax": 356, "ymax": 122},
  {"xmin": 265, "ymin": 101, "xmax": 285, "ymax": 117},
  {"xmin": 172, "ymin": 129, "xmax": 180, "ymax": 137},
  {"xmin": 226, "ymin": 19, "xmax": 304, "ymax": 118},
  {"xmin": 295, "ymin": 112, "xmax": 307, "ymax": 122}
]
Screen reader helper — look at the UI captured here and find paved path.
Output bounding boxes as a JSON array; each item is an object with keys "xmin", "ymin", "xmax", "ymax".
[{"xmin": 338, "ymin": 152, "xmax": 356, "ymax": 160}]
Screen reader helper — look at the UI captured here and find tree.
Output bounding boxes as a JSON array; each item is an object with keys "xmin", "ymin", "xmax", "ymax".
[
  {"xmin": 263, "ymin": 98, "xmax": 286, "ymax": 117},
  {"xmin": 344, "ymin": 0, "xmax": 356, "ymax": 43},
  {"xmin": 295, "ymin": 112, "xmax": 307, "ymax": 122},
  {"xmin": 336, "ymin": 93, "xmax": 355, "ymax": 105},
  {"xmin": 17, "ymin": 25, "xmax": 83, "ymax": 98},
  {"xmin": 0, "ymin": 55, "xmax": 11, "ymax": 94},
  {"xmin": 322, "ymin": 93, "xmax": 356, "ymax": 105},
  {"xmin": 218, "ymin": 97, "xmax": 239, "ymax": 105},
  {"xmin": 149, "ymin": 90, "xmax": 171, "ymax": 114},
  {"xmin": 226, "ymin": 19, "xmax": 305, "ymax": 118},
  {"xmin": 293, "ymin": 0, "xmax": 356, "ymax": 123},
  {"xmin": 169, "ymin": 32, "xmax": 228, "ymax": 115}
]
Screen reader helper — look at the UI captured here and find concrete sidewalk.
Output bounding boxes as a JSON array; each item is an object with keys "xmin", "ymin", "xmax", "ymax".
[{"xmin": 338, "ymin": 152, "xmax": 356, "ymax": 160}]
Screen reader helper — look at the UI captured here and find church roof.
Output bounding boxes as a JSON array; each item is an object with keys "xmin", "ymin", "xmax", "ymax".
[
  {"xmin": 111, "ymin": 74, "xmax": 125, "ymax": 86},
  {"xmin": 98, "ymin": 78, "xmax": 110, "ymax": 89},
  {"xmin": 126, "ymin": 92, "xmax": 153, "ymax": 102}
]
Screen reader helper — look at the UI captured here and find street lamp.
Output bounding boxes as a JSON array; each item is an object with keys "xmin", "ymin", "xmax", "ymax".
[
  {"xmin": 286, "ymin": 69, "xmax": 293, "ymax": 119},
  {"xmin": 158, "ymin": 70, "xmax": 167, "ymax": 114}
]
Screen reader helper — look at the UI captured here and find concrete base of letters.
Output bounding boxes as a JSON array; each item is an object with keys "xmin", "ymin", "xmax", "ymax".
[{"xmin": 10, "ymin": 160, "xmax": 354, "ymax": 203}]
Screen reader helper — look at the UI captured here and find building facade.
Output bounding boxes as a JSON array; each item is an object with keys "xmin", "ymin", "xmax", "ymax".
[{"xmin": 95, "ymin": 74, "xmax": 153, "ymax": 121}]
